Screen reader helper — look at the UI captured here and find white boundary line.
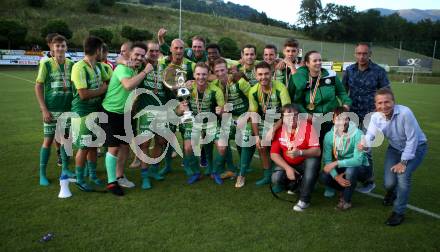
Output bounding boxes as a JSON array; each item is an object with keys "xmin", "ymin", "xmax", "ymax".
[
  {"xmin": 230, "ymin": 144, "xmax": 440, "ymax": 220},
  {"xmin": 0, "ymin": 72, "xmax": 35, "ymax": 84},
  {"xmin": 4, "ymin": 72, "xmax": 440, "ymax": 220}
]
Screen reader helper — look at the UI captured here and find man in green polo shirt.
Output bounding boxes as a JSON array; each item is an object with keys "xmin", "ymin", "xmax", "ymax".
[
  {"xmin": 71, "ymin": 36, "xmax": 112, "ymax": 192},
  {"xmin": 101, "ymin": 42, "xmax": 154, "ymax": 196},
  {"xmin": 35, "ymin": 34, "xmax": 75, "ymax": 186}
]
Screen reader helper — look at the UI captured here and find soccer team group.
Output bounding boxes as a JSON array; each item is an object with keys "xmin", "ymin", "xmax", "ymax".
[{"xmin": 35, "ymin": 28, "xmax": 427, "ymax": 226}]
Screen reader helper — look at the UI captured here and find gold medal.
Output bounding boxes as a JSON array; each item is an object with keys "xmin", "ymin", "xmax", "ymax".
[{"xmin": 307, "ymin": 103, "xmax": 315, "ymax": 111}]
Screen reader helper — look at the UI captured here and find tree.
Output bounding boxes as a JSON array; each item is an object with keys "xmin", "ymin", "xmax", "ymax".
[
  {"xmin": 120, "ymin": 26, "xmax": 153, "ymax": 42},
  {"xmin": 27, "ymin": 0, "xmax": 45, "ymax": 7},
  {"xmin": 89, "ymin": 28, "xmax": 113, "ymax": 44},
  {"xmin": 218, "ymin": 37, "xmax": 239, "ymax": 59},
  {"xmin": 40, "ymin": 20, "xmax": 73, "ymax": 40},
  {"xmin": 86, "ymin": 0, "xmax": 101, "ymax": 13},
  {"xmin": 298, "ymin": 0, "xmax": 322, "ymax": 29},
  {"xmin": 101, "ymin": 0, "xmax": 115, "ymax": 6},
  {"xmin": 320, "ymin": 3, "xmax": 355, "ymax": 24},
  {"xmin": 0, "ymin": 20, "xmax": 28, "ymax": 49},
  {"xmin": 140, "ymin": 0, "xmax": 153, "ymax": 5}
]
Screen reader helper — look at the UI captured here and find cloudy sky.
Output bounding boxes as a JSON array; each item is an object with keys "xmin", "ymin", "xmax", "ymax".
[{"xmin": 226, "ymin": 0, "xmax": 440, "ymax": 24}]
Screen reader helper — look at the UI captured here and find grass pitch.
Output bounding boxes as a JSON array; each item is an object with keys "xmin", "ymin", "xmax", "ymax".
[{"xmin": 0, "ymin": 69, "xmax": 439, "ymax": 251}]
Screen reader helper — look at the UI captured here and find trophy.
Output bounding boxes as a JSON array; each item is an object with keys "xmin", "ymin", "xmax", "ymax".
[{"xmin": 162, "ymin": 65, "xmax": 194, "ymax": 123}]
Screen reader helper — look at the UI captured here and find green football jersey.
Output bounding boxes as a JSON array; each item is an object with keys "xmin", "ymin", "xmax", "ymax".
[
  {"xmin": 157, "ymin": 56, "xmax": 196, "ymax": 81},
  {"xmin": 248, "ymin": 80, "xmax": 291, "ymax": 116},
  {"xmin": 189, "ymin": 82, "xmax": 225, "ymax": 116},
  {"xmin": 236, "ymin": 63, "xmax": 259, "ymax": 86},
  {"xmin": 137, "ymin": 64, "xmax": 175, "ymax": 109},
  {"xmin": 211, "ymin": 77, "xmax": 250, "ymax": 116},
  {"xmin": 36, "ymin": 57, "xmax": 74, "ymax": 112},
  {"xmin": 71, "ymin": 60, "xmax": 112, "ymax": 116}
]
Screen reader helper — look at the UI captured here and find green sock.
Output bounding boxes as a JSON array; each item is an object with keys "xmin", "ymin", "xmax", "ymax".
[
  {"xmin": 105, "ymin": 152, "xmax": 117, "ymax": 183},
  {"xmin": 75, "ymin": 166, "xmax": 85, "ymax": 184},
  {"xmin": 225, "ymin": 147, "xmax": 236, "ymax": 172},
  {"xmin": 213, "ymin": 151, "xmax": 226, "ymax": 175},
  {"xmin": 60, "ymin": 145, "xmax": 74, "ymax": 176},
  {"xmin": 165, "ymin": 147, "xmax": 173, "ymax": 169},
  {"xmin": 239, "ymin": 146, "xmax": 255, "ymax": 176},
  {"xmin": 39, "ymin": 147, "xmax": 51, "ymax": 185},
  {"xmin": 205, "ymin": 143, "xmax": 214, "ymax": 174},
  {"xmin": 184, "ymin": 153, "xmax": 199, "ymax": 175},
  {"xmin": 87, "ymin": 160, "xmax": 97, "ymax": 179}
]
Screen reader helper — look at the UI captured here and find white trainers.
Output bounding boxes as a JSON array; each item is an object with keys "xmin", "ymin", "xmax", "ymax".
[
  {"xmin": 293, "ymin": 200, "xmax": 310, "ymax": 212},
  {"xmin": 117, "ymin": 176, "xmax": 135, "ymax": 188},
  {"xmin": 235, "ymin": 176, "xmax": 246, "ymax": 188}
]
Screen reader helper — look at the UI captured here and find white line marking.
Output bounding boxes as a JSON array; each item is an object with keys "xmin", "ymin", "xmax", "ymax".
[
  {"xmin": 0, "ymin": 72, "xmax": 35, "ymax": 84},
  {"xmin": 366, "ymin": 192, "xmax": 440, "ymax": 220},
  {"xmin": 2, "ymin": 72, "xmax": 440, "ymax": 220},
  {"xmin": 232, "ymin": 146, "xmax": 440, "ymax": 220}
]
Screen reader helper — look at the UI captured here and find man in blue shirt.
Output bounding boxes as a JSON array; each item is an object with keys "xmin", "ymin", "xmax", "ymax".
[
  {"xmin": 362, "ymin": 88, "xmax": 427, "ymax": 226},
  {"xmin": 343, "ymin": 42, "xmax": 390, "ymax": 194}
]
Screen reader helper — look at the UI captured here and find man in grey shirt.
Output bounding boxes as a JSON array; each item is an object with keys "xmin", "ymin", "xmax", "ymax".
[{"xmin": 362, "ymin": 88, "xmax": 427, "ymax": 226}]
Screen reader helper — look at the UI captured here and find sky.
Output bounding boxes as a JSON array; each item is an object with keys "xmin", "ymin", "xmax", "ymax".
[{"xmin": 225, "ymin": 0, "xmax": 440, "ymax": 24}]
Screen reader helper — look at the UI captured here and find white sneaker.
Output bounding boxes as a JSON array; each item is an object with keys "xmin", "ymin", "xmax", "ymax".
[
  {"xmin": 287, "ymin": 190, "xmax": 295, "ymax": 195},
  {"xmin": 235, "ymin": 176, "xmax": 246, "ymax": 188},
  {"xmin": 117, "ymin": 176, "xmax": 135, "ymax": 188},
  {"xmin": 293, "ymin": 200, "xmax": 310, "ymax": 212}
]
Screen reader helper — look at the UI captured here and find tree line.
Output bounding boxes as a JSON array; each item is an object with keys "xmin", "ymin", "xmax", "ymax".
[{"xmin": 298, "ymin": 0, "xmax": 440, "ymax": 59}]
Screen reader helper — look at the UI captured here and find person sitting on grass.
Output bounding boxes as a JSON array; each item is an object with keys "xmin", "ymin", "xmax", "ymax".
[
  {"xmin": 270, "ymin": 104, "xmax": 321, "ymax": 212},
  {"xmin": 321, "ymin": 107, "xmax": 370, "ymax": 210}
]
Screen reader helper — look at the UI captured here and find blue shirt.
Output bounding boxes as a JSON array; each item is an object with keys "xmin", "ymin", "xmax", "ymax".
[
  {"xmin": 365, "ymin": 105, "xmax": 427, "ymax": 161},
  {"xmin": 343, "ymin": 61, "xmax": 390, "ymax": 121}
]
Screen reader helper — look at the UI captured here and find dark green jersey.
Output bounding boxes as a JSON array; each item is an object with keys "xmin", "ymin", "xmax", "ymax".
[
  {"xmin": 36, "ymin": 57, "xmax": 74, "ymax": 112},
  {"xmin": 236, "ymin": 63, "xmax": 258, "ymax": 86},
  {"xmin": 211, "ymin": 77, "xmax": 250, "ymax": 116},
  {"xmin": 158, "ymin": 56, "xmax": 195, "ymax": 81},
  {"xmin": 137, "ymin": 64, "xmax": 175, "ymax": 109}
]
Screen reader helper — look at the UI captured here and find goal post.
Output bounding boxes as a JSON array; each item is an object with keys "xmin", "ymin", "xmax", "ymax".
[{"xmin": 387, "ymin": 65, "xmax": 416, "ymax": 84}]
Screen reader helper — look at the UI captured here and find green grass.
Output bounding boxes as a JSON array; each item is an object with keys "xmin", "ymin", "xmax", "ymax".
[{"xmin": 1, "ymin": 70, "xmax": 440, "ymax": 251}]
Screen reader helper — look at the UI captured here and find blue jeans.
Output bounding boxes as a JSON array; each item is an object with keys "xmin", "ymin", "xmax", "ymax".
[
  {"xmin": 272, "ymin": 157, "xmax": 320, "ymax": 203},
  {"xmin": 321, "ymin": 166, "xmax": 371, "ymax": 202},
  {"xmin": 383, "ymin": 143, "xmax": 427, "ymax": 214}
]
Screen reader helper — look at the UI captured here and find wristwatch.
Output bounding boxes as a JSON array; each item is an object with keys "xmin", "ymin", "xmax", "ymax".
[{"xmin": 400, "ymin": 160, "xmax": 408, "ymax": 166}]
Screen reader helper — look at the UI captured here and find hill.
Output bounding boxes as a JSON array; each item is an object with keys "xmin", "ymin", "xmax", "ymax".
[
  {"xmin": 1, "ymin": 0, "xmax": 439, "ymax": 73},
  {"xmin": 0, "ymin": 0, "xmax": 301, "ymax": 51},
  {"xmin": 371, "ymin": 8, "xmax": 440, "ymax": 23}
]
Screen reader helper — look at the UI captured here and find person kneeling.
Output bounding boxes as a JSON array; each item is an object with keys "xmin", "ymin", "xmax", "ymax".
[
  {"xmin": 270, "ymin": 104, "xmax": 321, "ymax": 212},
  {"xmin": 321, "ymin": 107, "xmax": 370, "ymax": 210}
]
